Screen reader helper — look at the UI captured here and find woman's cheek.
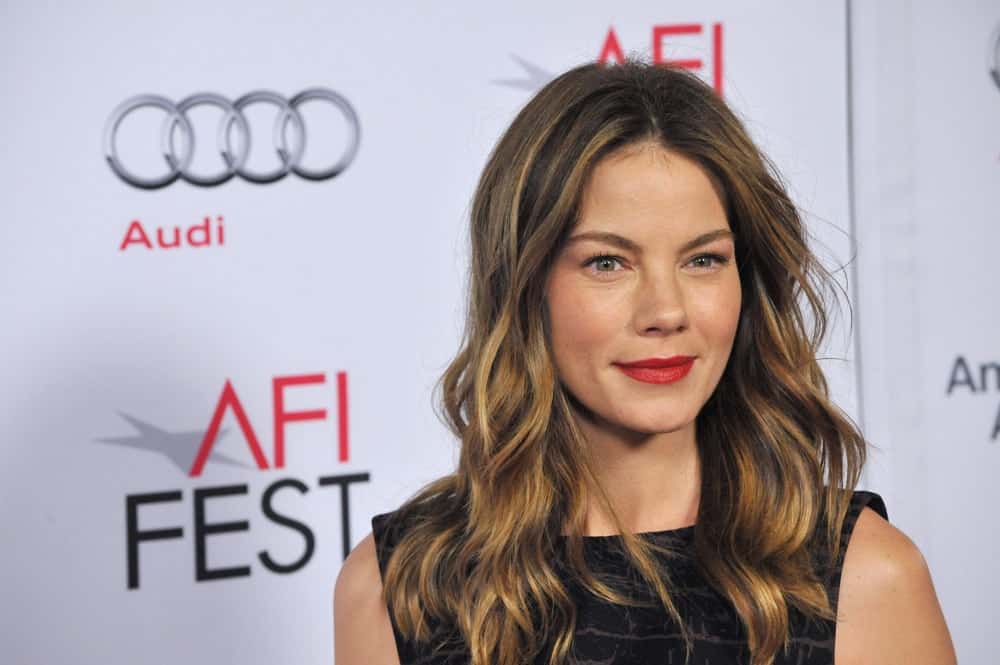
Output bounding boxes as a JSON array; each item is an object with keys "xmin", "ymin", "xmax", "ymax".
[
  {"xmin": 692, "ymin": 279, "xmax": 741, "ymax": 336},
  {"xmin": 557, "ymin": 282, "xmax": 624, "ymax": 340}
]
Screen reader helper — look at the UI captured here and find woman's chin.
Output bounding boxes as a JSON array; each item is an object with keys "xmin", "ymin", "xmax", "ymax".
[{"xmin": 605, "ymin": 412, "xmax": 696, "ymax": 438}]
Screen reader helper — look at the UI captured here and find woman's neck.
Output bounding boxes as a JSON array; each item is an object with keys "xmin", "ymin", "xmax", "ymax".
[{"xmin": 577, "ymin": 416, "xmax": 701, "ymax": 536}]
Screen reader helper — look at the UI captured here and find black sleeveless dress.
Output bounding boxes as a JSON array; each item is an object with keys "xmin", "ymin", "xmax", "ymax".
[{"xmin": 371, "ymin": 490, "xmax": 887, "ymax": 665}]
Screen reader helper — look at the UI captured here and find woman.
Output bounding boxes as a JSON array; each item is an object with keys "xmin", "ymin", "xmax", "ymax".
[{"xmin": 334, "ymin": 60, "xmax": 956, "ymax": 665}]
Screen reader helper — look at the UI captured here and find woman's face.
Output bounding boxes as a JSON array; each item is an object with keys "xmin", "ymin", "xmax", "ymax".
[{"xmin": 545, "ymin": 143, "xmax": 742, "ymax": 436}]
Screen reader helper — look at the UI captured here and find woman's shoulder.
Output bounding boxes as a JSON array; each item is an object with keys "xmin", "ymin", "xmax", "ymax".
[
  {"xmin": 833, "ymin": 496, "xmax": 956, "ymax": 664},
  {"xmin": 334, "ymin": 531, "xmax": 382, "ymax": 614},
  {"xmin": 333, "ymin": 531, "xmax": 402, "ymax": 665}
]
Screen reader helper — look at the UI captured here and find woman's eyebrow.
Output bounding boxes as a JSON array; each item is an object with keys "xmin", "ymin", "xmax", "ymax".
[
  {"xmin": 678, "ymin": 229, "xmax": 734, "ymax": 253},
  {"xmin": 564, "ymin": 229, "xmax": 734, "ymax": 254},
  {"xmin": 564, "ymin": 231, "xmax": 642, "ymax": 253}
]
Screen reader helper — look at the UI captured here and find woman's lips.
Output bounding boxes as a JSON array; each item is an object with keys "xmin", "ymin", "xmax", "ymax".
[{"xmin": 614, "ymin": 357, "xmax": 695, "ymax": 384}]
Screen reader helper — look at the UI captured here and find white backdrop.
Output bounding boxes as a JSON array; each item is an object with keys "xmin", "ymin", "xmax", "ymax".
[
  {"xmin": 850, "ymin": 1, "xmax": 1000, "ymax": 661},
  {"xmin": 0, "ymin": 1, "xmax": 993, "ymax": 663}
]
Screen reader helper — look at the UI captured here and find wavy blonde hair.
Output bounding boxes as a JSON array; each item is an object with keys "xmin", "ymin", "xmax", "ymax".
[{"xmin": 379, "ymin": 59, "xmax": 866, "ymax": 665}]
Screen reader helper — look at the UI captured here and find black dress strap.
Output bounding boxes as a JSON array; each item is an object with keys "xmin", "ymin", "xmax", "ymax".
[
  {"xmin": 370, "ymin": 512, "xmax": 396, "ymax": 579},
  {"xmin": 370, "ymin": 512, "xmax": 420, "ymax": 665},
  {"xmin": 371, "ymin": 512, "xmax": 469, "ymax": 664}
]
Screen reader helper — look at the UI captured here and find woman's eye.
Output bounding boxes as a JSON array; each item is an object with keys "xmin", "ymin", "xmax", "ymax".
[
  {"xmin": 583, "ymin": 255, "xmax": 624, "ymax": 273},
  {"xmin": 688, "ymin": 253, "xmax": 729, "ymax": 270}
]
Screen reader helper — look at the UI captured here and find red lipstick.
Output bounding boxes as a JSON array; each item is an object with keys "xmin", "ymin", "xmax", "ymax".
[{"xmin": 614, "ymin": 356, "xmax": 695, "ymax": 384}]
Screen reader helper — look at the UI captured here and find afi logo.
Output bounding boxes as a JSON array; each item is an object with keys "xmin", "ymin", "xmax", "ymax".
[
  {"xmin": 113, "ymin": 370, "xmax": 366, "ymax": 589},
  {"xmin": 190, "ymin": 371, "xmax": 349, "ymax": 476},
  {"xmin": 598, "ymin": 23, "xmax": 724, "ymax": 94}
]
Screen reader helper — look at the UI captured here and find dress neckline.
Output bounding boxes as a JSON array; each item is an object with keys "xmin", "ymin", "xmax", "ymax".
[{"xmin": 564, "ymin": 523, "xmax": 696, "ymax": 541}]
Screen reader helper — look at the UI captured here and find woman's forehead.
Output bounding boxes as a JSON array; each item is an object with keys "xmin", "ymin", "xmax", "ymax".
[{"xmin": 574, "ymin": 146, "xmax": 730, "ymax": 239}]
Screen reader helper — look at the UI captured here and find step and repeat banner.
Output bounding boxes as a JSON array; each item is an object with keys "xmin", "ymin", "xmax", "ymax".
[{"xmin": 0, "ymin": 1, "xmax": 994, "ymax": 663}]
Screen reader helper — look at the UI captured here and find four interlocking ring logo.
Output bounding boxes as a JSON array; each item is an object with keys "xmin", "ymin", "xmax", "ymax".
[{"xmin": 104, "ymin": 88, "xmax": 360, "ymax": 189}]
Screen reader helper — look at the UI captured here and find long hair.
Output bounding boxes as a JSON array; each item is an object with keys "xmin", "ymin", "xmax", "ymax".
[{"xmin": 379, "ymin": 59, "xmax": 866, "ymax": 665}]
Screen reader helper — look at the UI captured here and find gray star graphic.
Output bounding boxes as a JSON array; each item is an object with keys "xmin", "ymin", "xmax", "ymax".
[
  {"xmin": 493, "ymin": 54, "xmax": 554, "ymax": 91},
  {"xmin": 95, "ymin": 411, "xmax": 250, "ymax": 474}
]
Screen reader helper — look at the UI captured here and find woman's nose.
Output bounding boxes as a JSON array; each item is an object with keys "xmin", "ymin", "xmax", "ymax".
[{"xmin": 632, "ymin": 270, "xmax": 688, "ymax": 335}]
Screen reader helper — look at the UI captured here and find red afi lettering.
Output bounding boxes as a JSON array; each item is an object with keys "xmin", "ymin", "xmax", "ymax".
[{"xmin": 189, "ymin": 379, "xmax": 270, "ymax": 477}]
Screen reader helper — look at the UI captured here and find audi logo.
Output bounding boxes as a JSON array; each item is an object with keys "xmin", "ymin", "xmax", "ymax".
[{"xmin": 104, "ymin": 88, "xmax": 360, "ymax": 189}]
